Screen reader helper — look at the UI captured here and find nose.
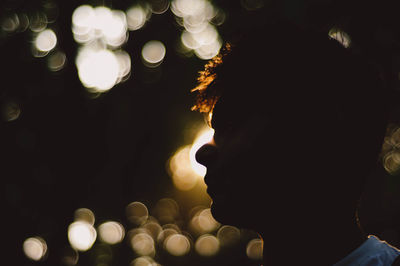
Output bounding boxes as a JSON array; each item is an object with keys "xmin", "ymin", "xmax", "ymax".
[{"xmin": 195, "ymin": 143, "xmax": 218, "ymax": 168}]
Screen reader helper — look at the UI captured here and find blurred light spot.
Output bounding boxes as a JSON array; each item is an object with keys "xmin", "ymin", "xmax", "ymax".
[
  {"xmin": 76, "ymin": 46, "xmax": 120, "ymax": 92},
  {"xmin": 131, "ymin": 256, "xmax": 157, "ymax": 266},
  {"xmin": 2, "ymin": 101, "xmax": 21, "ymax": 122},
  {"xmin": 194, "ymin": 37, "xmax": 222, "ymax": 60},
  {"xmin": 74, "ymin": 208, "xmax": 95, "ymax": 225},
  {"xmin": 171, "ymin": 0, "xmax": 207, "ymax": 18},
  {"xmin": 192, "ymin": 24, "xmax": 218, "ymax": 46},
  {"xmin": 210, "ymin": 9, "xmax": 226, "ymax": 26},
  {"xmin": 126, "ymin": 201, "xmax": 149, "ymax": 225},
  {"xmin": 130, "ymin": 232, "xmax": 155, "ymax": 256},
  {"xmin": 101, "ymin": 10, "xmax": 128, "ymax": 47},
  {"xmin": 35, "ymin": 29, "xmax": 57, "ymax": 52},
  {"xmin": 141, "ymin": 40, "xmax": 166, "ymax": 67},
  {"xmin": 72, "ymin": 5, "xmax": 128, "ymax": 48},
  {"xmin": 114, "ymin": 50, "xmax": 131, "ymax": 83},
  {"xmin": 190, "ymin": 127, "xmax": 215, "ymax": 176},
  {"xmin": 181, "ymin": 30, "xmax": 201, "ymax": 50},
  {"xmin": 149, "ymin": 0, "xmax": 170, "ymax": 14},
  {"xmin": 246, "ymin": 238, "xmax": 263, "ymax": 260},
  {"xmin": 383, "ymin": 151, "xmax": 400, "ymax": 175},
  {"xmin": 68, "ymin": 221, "xmax": 97, "ymax": 251},
  {"xmin": 164, "ymin": 234, "xmax": 191, "ymax": 256},
  {"xmin": 1, "ymin": 14, "xmax": 19, "ymax": 32},
  {"xmin": 23, "ymin": 237, "xmax": 47, "ymax": 261},
  {"xmin": 168, "ymin": 145, "xmax": 199, "ymax": 190},
  {"xmin": 197, "ymin": 208, "xmax": 220, "ymax": 232},
  {"xmin": 195, "ymin": 234, "xmax": 219, "ymax": 256},
  {"xmin": 48, "ymin": 50, "xmax": 67, "ymax": 71},
  {"xmin": 126, "ymin": 5, "xmax": 150, "ymax": 31},
  {"xmin": 29, "ymin": 12, "xmax": 48, "ymax": 32},
  {"xmin": 61, "ymin": 246, "xmax": 79, "ymax": 266},
  {"xmin": 18, "ymin": 13, "xmax": 30, "ymax": 32},
  {"xmin": 217, "ymin": 225, "xmax": 241, "ymax": 247},
  {"xmin": 329, "ymin": 29, "xmax": 350, "ymax": 48},
  {"xmin": 153, "ymin": 198, "xmax": 180, "ymax": 224},
  {"xmin": 240, "ymin": 0, "xmax": 265, "ymax": 10},
  {"xmin": 157, "ymin": 228, "xmax": 179, "ymax": 244},
  {"xmin": 98, "ymin": 221, "xmax": 125, "ymax": 244},
  {"xmin": 142, "ymin": 220, "xmax": 162, "ymax": 240}
]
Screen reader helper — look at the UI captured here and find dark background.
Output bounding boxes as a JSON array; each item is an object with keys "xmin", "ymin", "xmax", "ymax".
[{"xmin": 2, "ymin": 0, "xmax": 400, "ymax": 265}]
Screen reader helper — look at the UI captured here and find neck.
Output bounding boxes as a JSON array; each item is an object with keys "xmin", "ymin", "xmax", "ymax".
[{"xmin": 258, "ymin": 209, "xmax": 367, "ymax": 266}]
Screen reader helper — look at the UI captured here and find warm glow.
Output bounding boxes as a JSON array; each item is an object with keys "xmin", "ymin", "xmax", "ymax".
[
  {"xmin": 76, "ymin": 46, "xmax": 120, "ymax": 92},
  {"xmin": 72, "ymin": 5, "xmax": 128, "ymax": 47},
  {"xmin": 217, "ymin": 225, "xmax": 241, "ymax": 247},
  {"xmin": 157, "ymin": 228, "xmax": 179, "ymax": 245},
  {"xmin": 74, "ymin": 208, "xmax": 95, "ymax": 225},
  {"xmin": 131, "ymin": 256, "xmax": 157, "ymax": 266},
  {"xmin": 383, "ymin": 151, "xmax": 400, "ymax": 174},
  {"xmin": 169, "ymin": 145, "xmax": 199, "ymax": 190},
  {"xmin": 126, "ymin": 5, "xmax": 150, "ymax": 31},
  {"xmin": 141, "ymin": 40, "xmax": 166, "ymax": 67},
  {"xmin": 68, "ymin": 221, "xmax": 97, "ymax": 251},
  {"xmin": 164, "ymin": 234, "xmax": 191, "ymax": 256},
  {"xmin": 246, "ymin": 238, "xmax": 263, "ymax": 260},
  {"xmin": 195, "ymin": 234, "xmax": 220, "ymax": 256},
  {"xmin": 181, "ymin": 30, "xmax": 201, "ymax": 50},
  {"xmin": 130, "ymin": 232, "xmax": 155, "ymax": 257},
  {"xmin": 98, "ymin": 221, "xmax": 125, "ymax": 244},
  {"xmin": 2, "ymin": 101, "xmax": 21, "ymax": 122},
  {"xmin": 153, "ymin": 198, "xmax": 180, "ymax": 224},
  {"xmin": 35, "ymin": 29, "xmax": 57, "ymax": 52},
  {"xmin": 194, "ymin": 37, "xmax": 222, "ymax": 60},
  {"xmin": 190, "ymin": 207, "xmax": 220, "ymax": 235},
  {"xmin": 23, "ymin": 237, "xmax": 47, "ymax": 261},
  {"xmin": 126, "ymin": 201, "xmax": 149, "ymax": 225},
  {"xmin": 190, "ymin": 127, "xmax": 215, "ymax": 176},
  {"xmin": 168, "ymin": 127, "xmax": 214, "ymax": 191},
  {"xmin": 48, "ymin": 50, "xmax": 66, "ymax": 71}
]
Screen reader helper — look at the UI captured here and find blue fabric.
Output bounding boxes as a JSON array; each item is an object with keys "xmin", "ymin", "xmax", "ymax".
[{"xmin": 333, "ymin": 235, "xmax": 400, "ymax": 266}]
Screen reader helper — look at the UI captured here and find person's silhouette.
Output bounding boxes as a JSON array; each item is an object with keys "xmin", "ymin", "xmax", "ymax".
[{"xmin": 194, "ymin": 21, "xmax": 400, "ymax": 265}]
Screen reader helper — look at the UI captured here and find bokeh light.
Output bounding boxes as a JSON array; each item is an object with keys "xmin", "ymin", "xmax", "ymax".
[
  {"xmin": 74, "ymin": 208, "xmax": 95, "ymax": 225},
  {"xmin": 126, "ymin": 5, "xmax": 150, "ymax": 31},
  {"xmin": 35, "ymin": 29, "xmax": 57, "ymax": 52},
  {"xmin": 68, "ymin": 221, "xmax": 97, "ymax": 251},
  {"xmin": 172, "ymin": 0, "xmax": 223, "ymax": 60},
  {"xmin": 126, "ymin": 201, "xmax": 149, "ymax": 226},
  {"xmin": 168, "ymin": 145, "xmax": 199, "ymax": 190},
  {"xmin": 98, "ymin": 221, "xmax": 125, "ymax": 244},
  {"xmin": 131, "ymin": 256, "xmax": 158, "ymax": 266},
  {"xmin": 72, "ymin": 5, "xmax": 128, "ymax": 47},
  {"xmin": 217, "ymin": 225, "xmax": 241, "ymax": 247},
  {"xmin": 23, "ymin": 237, "xmax": 48, "ymax": 261},
  {"xmin": 130, "ymin": 232, "xmax": 156, "ymax": 257},
  {"xmin": 29, "ymin": 12, "xmax": 48, "ymax": 32},
  {"xmin": 246, "ymin": 238, "xmax": 263, "ymax": 260},
  {"xmin": 2, "ymin": 100, "xmax": 21, "ymax": 122},
  {"xmin": 164, "ymin": 233, "xmax": 191, "ymax": 256},
  {"xmin": 149, "ymin": 0, "xmax": 170, "ymax": 14},
  {"xmin": 152, "ymin": 198, "xmax": 179, "ymax": 224},
  {"xmin": 190, "ymin": 207, "xmax": 220, "ymax": 235},
  {"xmin": 141, "ymin": 40, "xmax": 166, "ymax": 67},
  {"xmin": 76, "ymin": 46, "xmax": 121, "ymax": 92},
  {"xmin": 47, "ymin": 50, "xmax": 66, "ymax": 71},
  {"xmin": 60, "ymin": 246, "xmax": 79, "ymax": 266},
  {"xmin": 195, "ymin": 234, "xmax": 220, "ymax": 256}
]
